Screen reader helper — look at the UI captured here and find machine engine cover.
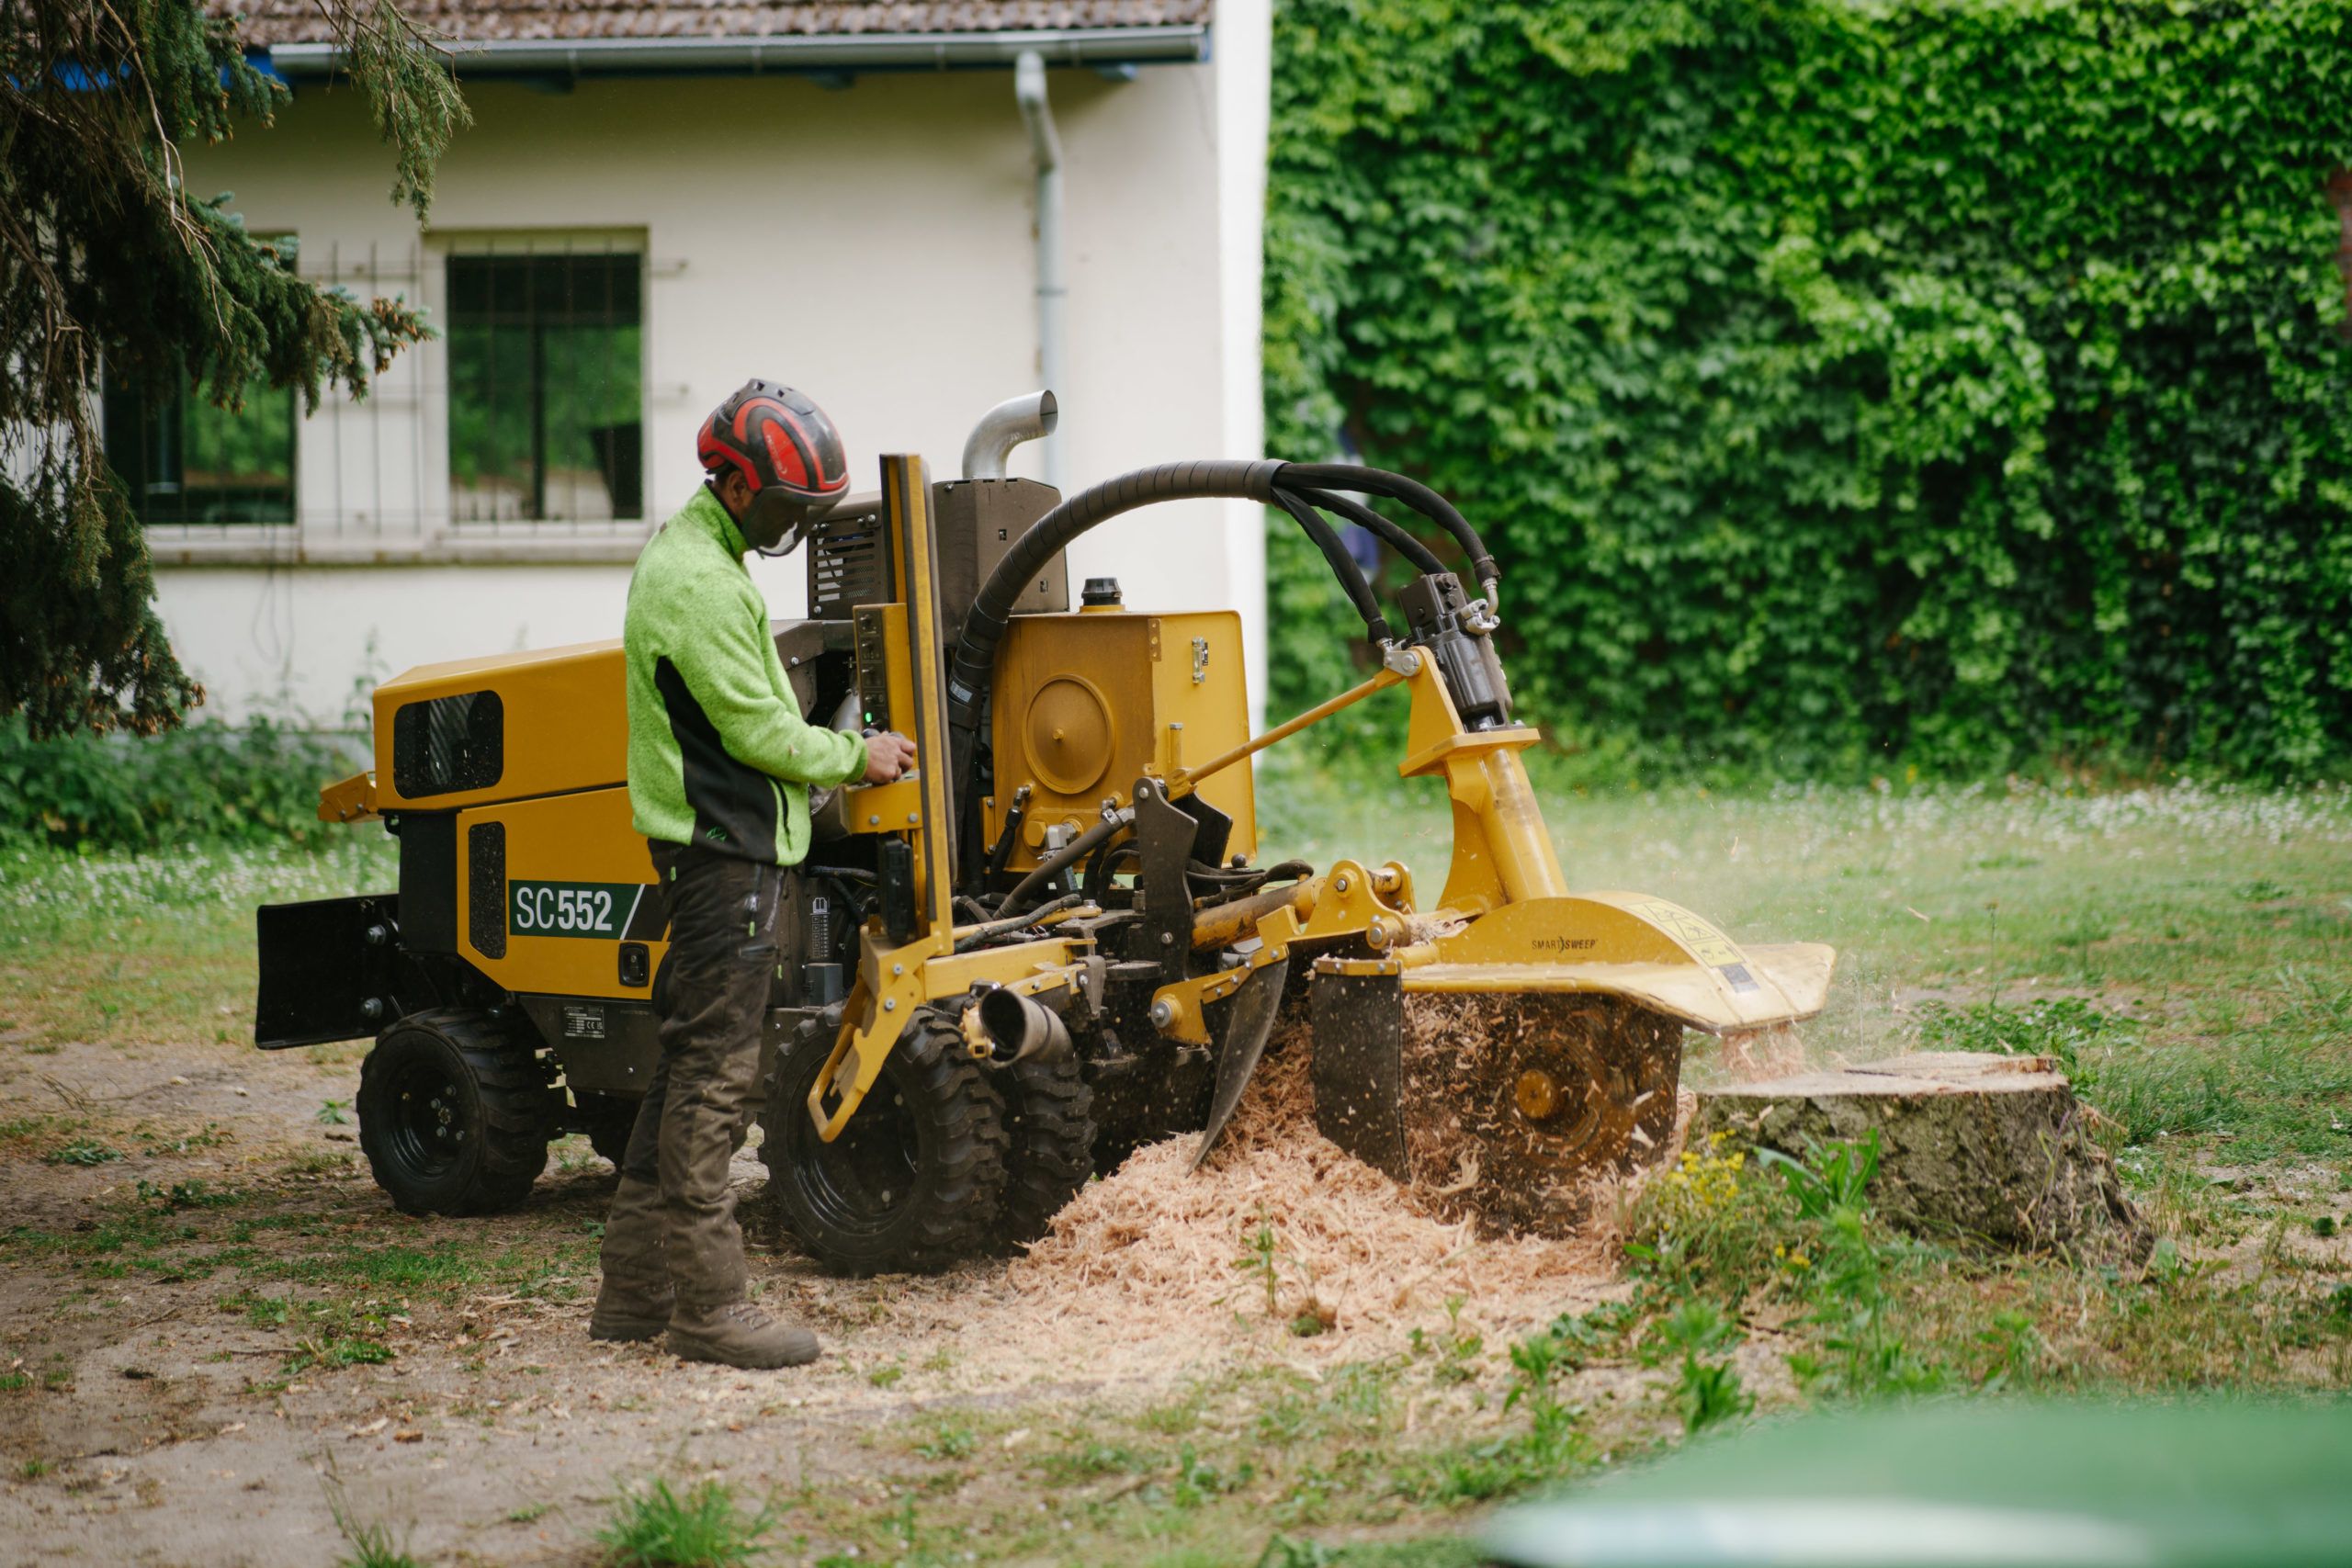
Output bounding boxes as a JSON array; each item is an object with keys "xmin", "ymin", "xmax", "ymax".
[{"xmin": 984, "ymin": 610, "xmax": 1256, "ymax": 874}]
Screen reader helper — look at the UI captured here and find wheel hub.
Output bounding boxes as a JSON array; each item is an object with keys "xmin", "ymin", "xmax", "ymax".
[
  {"xmin": 1514, "ymin": 1067, "xmax": 1562, "ymax": 1122},
  {"xmin": 390, "ymin": 1067, "xmax": 467, "ymax": 1176}
]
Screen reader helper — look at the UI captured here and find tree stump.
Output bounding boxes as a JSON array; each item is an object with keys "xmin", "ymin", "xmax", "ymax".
[{"xmin": 1691, "ymin": 1052, "xmax": 2153, "ymax": 1266}]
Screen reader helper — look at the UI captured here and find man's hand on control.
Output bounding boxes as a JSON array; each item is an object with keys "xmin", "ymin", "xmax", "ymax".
[{"xmin": 861, "ymin": 730, "xmax": 917, "ymax": 784}]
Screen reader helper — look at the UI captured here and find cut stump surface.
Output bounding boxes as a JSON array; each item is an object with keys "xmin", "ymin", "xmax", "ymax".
[{"xmin": 1692, "ymin": 1051, "xmax": 2153, "ymax": 1266}]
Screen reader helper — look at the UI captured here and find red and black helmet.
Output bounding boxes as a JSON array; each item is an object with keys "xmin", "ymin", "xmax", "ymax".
[{"xmin": 697, "ymin": 379, "xmax": 851, "ymax": 554}]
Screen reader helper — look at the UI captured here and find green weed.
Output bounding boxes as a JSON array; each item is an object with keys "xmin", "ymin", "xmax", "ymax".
[
  {"xmin": 596, "ymin": 1479, "xmax": 775, "ymax": 1567},
  {"xmin": 1035, "ymin": 1439, "xmax": 1148, "ymax": 1483},
  {"xmin": 44, "ymin": 1137, "xmax": 120, "ymax": 1167},
  {"xmin": 290, "ymin": 1336, "xmax": 393, "ymax": 1372},
  {"xmin": 1756, "ymin": 1130, "xmax": 1881, "ymax": 1219},
  {"xmin": 1788, "ymin": 1209, "xmax": 1944, "ymax": 1399},
  {"xmin": 1236, "ymin": 1217, "xmax": 1283, "ymax": 1317},
  {"xmin": 1406, "ymin": 1294, "xmax": 1484, "ymax": 1385},
  {"xmin": 0, "ymin": 715, "xmax": 364, "ymax": 852},
  {"xmin": 914, "ymin": 1421, "xmax": 977, "ymax": 1461},
  {"xmin": 135, "ymin": 1179, "xmax": 239, "ymax": 1211},
  {"xmin": 1651, "ymin": 1300, "xmax": 1751, "ymax": 1434},
  {"xmin": 219, "ymin": 1290, "xmax": 293, "ymax": 1328},
  {"xmin": 334, "ymin": 1526, "xmax": 422, "ymax": 1568},
  {"xmin": 1170, "ymin": 1444, "xmax": 1251, "ymax": 1509},
  {"xmin": 326, "ymin": 1477, "xmax": 421, "ymax": 1568}
]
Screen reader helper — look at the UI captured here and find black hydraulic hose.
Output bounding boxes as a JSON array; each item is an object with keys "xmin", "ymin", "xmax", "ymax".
[
  {"xmin": 1287, "ymin": 485, "xmax": 1446, "ymax": 577},
  {"xmin": 1273, "ymin": 490, "xmax": 1391, "ymax": 646},
  {"xmin": 1081, "ymin": 833, "xmax": 1137, "ymax": 900},
  {"xmin": 998, "ymin": 809, "xmax": 1132, "ymax": 916},
  {"xmin": 1279, "ymin": 463, "xmax": 1498, "ymax": 593},
  {"xmin": 954, "ymin": 892, "xmax": 1088, "ymax": 953}
]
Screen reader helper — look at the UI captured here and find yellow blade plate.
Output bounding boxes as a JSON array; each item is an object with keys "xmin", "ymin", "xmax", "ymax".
[{"xmin": 1397, "ymin": 941, "xmax": 1835, "ymax": 1034}]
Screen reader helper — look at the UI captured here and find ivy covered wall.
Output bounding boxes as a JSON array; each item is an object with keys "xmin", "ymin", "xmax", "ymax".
[{"xmin": 1263, "ymin": 0, "xmax": 2352, "ymax": 778}]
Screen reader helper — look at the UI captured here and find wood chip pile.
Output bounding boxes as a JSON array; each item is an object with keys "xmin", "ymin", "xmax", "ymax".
[{"xmin": 1002, "ymin": 1023, "xmax": 1634, "ymax": 1371}]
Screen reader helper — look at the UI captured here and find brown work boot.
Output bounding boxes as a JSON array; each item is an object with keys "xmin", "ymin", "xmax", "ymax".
[
  {"xmin": 589, "ymin": 1278, "xmax": 674, "ymax": 1343},
  {"xmin": 667, "ymin": 1299, "xmax": 820, "ymax": 1370}
]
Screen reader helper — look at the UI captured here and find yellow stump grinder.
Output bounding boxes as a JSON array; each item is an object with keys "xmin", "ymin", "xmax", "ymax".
[{"xmin": 256, "ymin": 400, "xmax": 1834, "ymax": 1269}]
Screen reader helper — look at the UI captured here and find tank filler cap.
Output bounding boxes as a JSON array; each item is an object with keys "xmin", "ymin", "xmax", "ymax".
[{"xmin": 1080, "ymin": 577, "xmax": 1123, "ymax": 609}]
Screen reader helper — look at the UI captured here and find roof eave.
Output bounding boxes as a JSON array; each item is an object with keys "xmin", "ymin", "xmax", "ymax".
[{"xmin": 262, "ymin": 24, "xmax": 1211, "ymax": 79}]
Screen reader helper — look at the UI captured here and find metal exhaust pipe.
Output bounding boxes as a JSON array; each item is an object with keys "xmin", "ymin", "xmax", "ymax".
[
  {"xmin": 960, "ymin": 389, "xmax": 1059, "ymax": 481},
  {"xmin": 977, "ymin": 987, "xmax": 1072, "ymax": 1066}
]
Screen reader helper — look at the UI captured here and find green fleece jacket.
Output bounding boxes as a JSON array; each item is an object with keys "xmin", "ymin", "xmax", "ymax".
[{"xmin": 625, "ymin": 486, "xmax": 868, "ymax": 864}]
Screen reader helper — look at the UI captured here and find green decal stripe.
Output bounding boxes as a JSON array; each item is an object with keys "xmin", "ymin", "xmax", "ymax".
[{"xmin": 509, "ymin": 880, "xmax": 648, "ymax": 941}]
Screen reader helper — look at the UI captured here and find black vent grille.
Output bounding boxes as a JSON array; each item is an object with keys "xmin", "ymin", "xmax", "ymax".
[
  {"xmin": 468, "ymin": 821, "xmax": 507, "ymax": 959},
  {"xmin": 391, "ymin": 690, "xmax": 504, "ymax": 798},
  {"xmin": 807, "ymin": 502, "xmax": 890, "ymax": 618}
]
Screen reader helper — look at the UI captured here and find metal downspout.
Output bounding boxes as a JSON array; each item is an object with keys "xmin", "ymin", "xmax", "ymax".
[{"xmin": 1013, "ymin": 51, "xmax": 1066, "ymax": 492}]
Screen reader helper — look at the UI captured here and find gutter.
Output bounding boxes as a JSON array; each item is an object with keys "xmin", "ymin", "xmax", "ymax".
[
  {"xmin": 1013, "ymin": 51, "xmax": 1067, "ymax": 492},
  {"xmin": 262, "ymin": 25, "xmax": 1208, "ymax": 80}
]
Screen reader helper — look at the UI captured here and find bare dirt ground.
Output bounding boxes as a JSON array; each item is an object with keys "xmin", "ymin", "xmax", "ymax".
[{"xmin": 0, "ymin": 1031, "xmax": 1620, "ymax": 1567}]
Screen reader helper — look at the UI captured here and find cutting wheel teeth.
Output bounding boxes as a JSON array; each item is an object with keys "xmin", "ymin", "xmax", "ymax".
[{"xmin": 1314, "ymin": 988, "xmax": 1683, "ymax": 1239}]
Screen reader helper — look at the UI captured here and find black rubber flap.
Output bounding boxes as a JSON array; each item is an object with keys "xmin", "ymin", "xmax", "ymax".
[
  {"xmin": 254, "ymin": 894, "xmax": 398, "ymax": 1049},
  {"xmin": 1190, "ymin": 955, "xmax": 1291, "ymax": 1169},
  {"xmin": 1308, "ymin": 970, "xmax": 1409, "ymax": 1182}
]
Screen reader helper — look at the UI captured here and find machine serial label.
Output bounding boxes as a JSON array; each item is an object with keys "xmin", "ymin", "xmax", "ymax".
[
  {"xmin": 561, "ymin": 1003, "xmax": 607, "ymax": 1040},
  {"xmin": 510, "ymin": 880, "xmax": 643, "ymax": 940}
]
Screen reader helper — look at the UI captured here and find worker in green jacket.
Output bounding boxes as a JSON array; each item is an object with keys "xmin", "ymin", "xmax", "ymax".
[{"xmin": 592, "ymin": 380, "xmax": 914, "ymax": 1371}]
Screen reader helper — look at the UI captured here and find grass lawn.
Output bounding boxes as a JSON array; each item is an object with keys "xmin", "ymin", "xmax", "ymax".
[{"xmin": 1, "ymin": 770, "xmax": 2347, "ymax": 1565}]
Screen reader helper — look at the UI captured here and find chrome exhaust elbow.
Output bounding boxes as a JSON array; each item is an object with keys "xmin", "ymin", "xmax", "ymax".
[
  {"xmin": 978, "ymin": 987, "xmax": 1072, "ymax": 1066},
  {"xmin": 960, "ymin": 389, "xmax": 1058, "ymax": 481}
]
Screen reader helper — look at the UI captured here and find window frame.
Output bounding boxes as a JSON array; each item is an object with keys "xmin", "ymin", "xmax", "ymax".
[
  {"xmin": 107, "ymin": 234, "xmax": 302, "ymax": 544},
  {"xmin": 430, "ymin": 230, "xmax": 653, "ymax": 539},
  {"xmin": 140, "ymin": 229, "xmax": 661, "ymax": 568}
]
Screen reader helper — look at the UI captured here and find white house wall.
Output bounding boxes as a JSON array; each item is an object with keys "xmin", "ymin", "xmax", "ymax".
[{"xmin": 156, "ymin": 15, "xmax": 1271, "ymax": 727}]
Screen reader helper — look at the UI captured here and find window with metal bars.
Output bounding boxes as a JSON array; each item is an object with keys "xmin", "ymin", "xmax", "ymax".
[
  {"xmin": 446, "ymin": 248, "xmax": 644, "ymax": 523},
  {"xmin": 104, "ymin": 234, "xmax": 300, "ymax": 528},
  {"xmin": 103, "ymin": 371, "xmax": 299, "ymax": 526},
  {"xmin": 103, "ymin": 320, "xmax": 300, "ymax": 536}
]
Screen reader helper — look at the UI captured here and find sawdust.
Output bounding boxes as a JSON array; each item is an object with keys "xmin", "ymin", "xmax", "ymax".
[
  {"xmin": 1718, "ymin": 1022, "xmax": 1810, "ymax": 1081},
  {"xmin": 998, "ymin": 1024, "xmax": 1627, "ymax": 1373}
]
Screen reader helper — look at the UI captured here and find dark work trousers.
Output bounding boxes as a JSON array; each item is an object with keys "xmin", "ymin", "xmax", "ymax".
[{"xmin": 597, "ymin": 841, "xmax": 783, "ymax": 1310}]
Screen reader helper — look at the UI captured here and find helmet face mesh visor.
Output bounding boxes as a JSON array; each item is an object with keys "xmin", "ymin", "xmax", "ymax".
[{"xmin": 742, "ymin": 486, "xmax": 822, "ymax": 556}]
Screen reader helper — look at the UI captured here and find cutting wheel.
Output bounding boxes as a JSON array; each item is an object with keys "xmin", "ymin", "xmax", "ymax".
[{"xmin": 1312, "ymin": 977, "xmax": 1682, "ymax": 1238}]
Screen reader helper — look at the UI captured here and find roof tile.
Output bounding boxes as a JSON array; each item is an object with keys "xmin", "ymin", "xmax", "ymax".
[{"xmin": 223, "ymin": 2, "xmax": 1211, "ymax": 48}]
